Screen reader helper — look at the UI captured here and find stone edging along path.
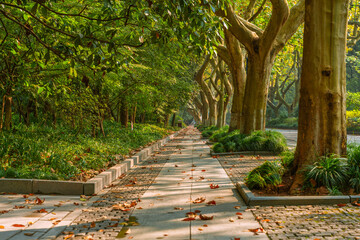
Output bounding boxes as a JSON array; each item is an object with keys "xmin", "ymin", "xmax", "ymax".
[
  {"xmin": 236, "ymin": 181, "xmax": 360, "ymax": 206},
  {"xmin": 0, "ymin": 130, "xmax": 181, "ymax": 196}
]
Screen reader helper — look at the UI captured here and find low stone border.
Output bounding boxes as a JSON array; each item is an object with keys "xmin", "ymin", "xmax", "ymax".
[
  {"xmin": 211, "ymin": 151, "xmax": 276, "ymax": 156},
  {"xmin": 236, "ymin": 181, "xmax": 359, "ymax": 206},
  {"xmin": 0, "ymin": 130, "xmax": 181, "ymax": 195}
]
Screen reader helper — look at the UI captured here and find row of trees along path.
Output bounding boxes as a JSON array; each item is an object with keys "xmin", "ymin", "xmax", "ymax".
[{"xmin": 0, "ymin": 1, "xmax": 356, "ymax": 195}]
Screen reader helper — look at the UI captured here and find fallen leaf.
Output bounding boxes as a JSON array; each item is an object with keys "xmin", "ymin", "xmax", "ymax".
[
  {"xmin": 352, "ymin": 201, "xmax": 360, "ymax": 206},
  {"xmin": 174, "ymin": 165, "xmax": 178, "ymax": 167},
  {"xmin": 200, "ymin": 214, "xmax": 213, "ymax": 220},
  {"xmin": 203, "ymin": 224, "xmax": 208, "ymax": 227},
  {"xmin": 14, "ymin": 205, "xmax": 25, "ymax": 209},
  {"xmin": 34, "ymin": 208, "xmax": 48, "ymax": 213},
  {"xmin": 210, "ymin": 184, "xmax": 219, "ymax": 189},
  {"xmin": 24, "ymin": 232, "xmax": 35, "ymax": 236},
  {"xmin": 23, "ymin": 195, "xmax": 29, "ymax": 198},
  {"xmin": 229, "ymin": 218, "xmax": 234, "ymax": 222},
  {"xmin": 0, "ymin": 210, "xmax": 9, "ymax": 214},
  {"xmin": 234, "ymin": 206, "xmax": 241, "ymax": 209},
  {"xmin": 234, "ymin": 238, "xmax": 240, "ymax": 240},
  {"xmin": 35, "ymin": 197, "xmax": 45, "ymax": 205},
  {"xmin": 256, "ymin": 216, "xmax": 262, "ymax": 220},
  {"xmin": 186, "ymin": 212, "xmax": 197, "ymax": 218},
  {"xmin": 90, "ymin": 222, "xmax": 96, "ymax": 228},
  {"xmin": 192, "ymin": 197, "xmax": 206, "ymax": 204},
  {"xmin": 262, "ymin": 219, "xmax": 271, "ymax": 222},
  {"xmin": 137, "ymin": 207, "xmax": 143, "ymax": 209},
  {"xmin": 12, "ymin": 224, "xmax": 25, "ymax": 227},
  {"xmin": 0, "ymin": 225, "xmax": 4, "ymax": 229},
  {"xmin": 64, "ymin": 234, "xmax": 74, "ymax": 240},
  {"xmin": 48, "ymin": 218, "xmax": 57, "ymax": 221},
  {"xmin": 73, "ymin": 202, "xmax": 79, "ymax": 206},
  {"xmin": 206, "ymin": 200, "xmax": 216, "ymax": 206},
  {"xmin": 337, "ymin": 203, "xmax": 347, "ymax": 207},
  {"xmin": 182, "ymin": 217, "xmax": 196, "ymax": 221},
  {"xmin": 201, "ymin": 170, "xmax": 206, "ymax": 172},
  {"xmin": 236, "ymin": 212, "xmax": 242, "ymax": 215},
  {"xmin": 174, "ymin": 207, "xmax": 184, "ymax": 210},
  {"xmin": 194, "ymin": 210, "xmax": 201, "ymax": 213},
  {"xmin": 198, "ymin": 227, "xmax": 203, "ymax": 231}
]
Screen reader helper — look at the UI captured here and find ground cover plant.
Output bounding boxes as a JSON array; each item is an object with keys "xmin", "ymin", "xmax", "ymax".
[
  {"xmin": 0, "ymin": 122, "xmax": 178, "ymax": 181},
  {"xmin": 211, "ymin": 130, "xmax": 287, "ymax": 154},
  {"xmin": 245, "ymin": 145, "xmax": 360, "ymax": 195}
]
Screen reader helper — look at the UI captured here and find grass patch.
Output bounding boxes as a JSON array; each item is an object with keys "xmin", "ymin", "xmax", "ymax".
[{"xmin": 0, "ymin": 122, "xmax": 178, "ymax": 181}]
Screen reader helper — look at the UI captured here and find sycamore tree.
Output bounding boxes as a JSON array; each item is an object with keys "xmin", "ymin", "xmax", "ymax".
[{"xmin": 290, "ymin": 0, "xmax": 350, "ymax": 191}]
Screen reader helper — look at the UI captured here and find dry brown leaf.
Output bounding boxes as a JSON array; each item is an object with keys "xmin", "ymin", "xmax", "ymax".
[{"xmin": 199, "ymin": 214, "xmax": 213, "ymax": 220}]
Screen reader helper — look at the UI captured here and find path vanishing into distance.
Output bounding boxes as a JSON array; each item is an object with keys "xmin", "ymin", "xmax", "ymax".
[{"xmin": 1, "ymin": 127, "xmax": 360, "ymax": 240}]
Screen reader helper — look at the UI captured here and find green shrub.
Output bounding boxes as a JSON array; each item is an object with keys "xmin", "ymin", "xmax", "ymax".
[
  {"xmin": 328, "ymin": 187, "xmax": 343, "ymax": 196},
  {"xmin": 280, "ymin": 151, "xmax": 295, "ymax": 169},
  {"xmin": 201, "ymin": 126, "xmax": 219, "ymax": 138},
  {"xmin": 212, "ymin": 143, "xmax": 226, "ymax": 153},
  {"xmin": 347, "ymin": 144, "xmax": 360, "ymax": 193},
  {"xmin": 209, "ymin": 126, "xmax": 229, "ymax": 142},
  {"xmin": 0, "ymin": 122, "xmax": 175, "ymax": 180},
  {"xmin": 246, "ymin": 161, "xmax": 283, "ymax": 190},
  {"xmin": 236, "ymin": 131, "xmax": 287, "ymax": 154},
  {"xmin": 305, "ymin": 155, "xmax": 348, "ymax": 189},
  {"xmin": 225, "ymin": 141, "xmax": 236, "ymax": 152}
]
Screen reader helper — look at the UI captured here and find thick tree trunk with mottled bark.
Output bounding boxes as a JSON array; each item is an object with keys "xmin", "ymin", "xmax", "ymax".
[
  {"xmin": 290, "ymin": 0, "xmax": 349, "ymax": 191},
  {"xmin": 242, "ymin": 55, "xmax": 273, "ymax": 134}
]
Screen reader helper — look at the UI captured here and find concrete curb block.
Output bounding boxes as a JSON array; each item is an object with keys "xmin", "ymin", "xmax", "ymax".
[
  {"xmin": 236, "ymin": 181, "xmax": 352, "ymax": 206},
  {"xmin": 0, "ymin": 130, "xmax": 181, "ymax": 195},
  {"xmin": 211, "ymin": 151, "xmax": 277, "ymax": 156}
]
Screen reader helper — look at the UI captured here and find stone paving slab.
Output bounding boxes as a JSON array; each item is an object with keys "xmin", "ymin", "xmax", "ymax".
[{"xmin": 126, "ymin": 127, "xmax": 267, "ymax": 240}]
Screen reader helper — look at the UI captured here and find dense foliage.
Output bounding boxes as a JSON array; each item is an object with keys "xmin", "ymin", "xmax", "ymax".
[{"xmin": 0, "ymin": 122, "xmax": 178, "ymax": 180}]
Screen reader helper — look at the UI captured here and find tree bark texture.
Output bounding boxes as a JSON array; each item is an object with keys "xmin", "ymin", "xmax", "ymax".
[
  {"xmin": 4, "ymin": 96, "xmax": 12, "ymax": 130},
  {"xmin": 291, "ymin": 0, "xmax": 349, "ymax": 190}
]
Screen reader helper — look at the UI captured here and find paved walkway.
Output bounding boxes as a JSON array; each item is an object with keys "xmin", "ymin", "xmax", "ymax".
[
  {"xmin": 2, "ymin": 127, "xmax": 360, "ymax": 240},
  {"xmin": 0, "ymin": 127, "xmax": 266, "ymax": 240}
]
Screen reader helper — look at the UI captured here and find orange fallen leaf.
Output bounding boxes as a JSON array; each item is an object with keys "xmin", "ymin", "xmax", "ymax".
[
  {"xmin": 12, "ymin": 224, "xmax": 25, "ymax": 227},
  {"xmin": 0, "ymin": 210, "xmax": 9, "ymax": 214},
  {"xmin": 182, "ymin": 217, "xmax": 196, "ymax": 221},
  {"xmin": 90, "ymin": 222, "xmax": 96, "ymax": 228},
  {"xmin": 236, "ymin": 212, "xmax": 242, "ymax": 215},
  {"xmin": 200, "ymin": 214, "xmax": 213, "ymax": 220},
  {"xmin": 210, "ymin": 184, "xmax": 219, "ymax": 189},
  {"xmin": 0, "ymin": 225, "xmax": 4, "ymax": 229},
  {"xmin": 64, "ymin": 234, "xmax": 74, "ymax": 240},
  {"xmin": 191, "ymin": 169, "xmax": 195, "ymax": 171},
  {"xmin": 201, "ymin": 170, "xmax": 206, "ymax": 172},
  {"xmin": 14, "ymin": 205, "xmax": 25, "ymax": 209},
  {"xmin": 181, "ymin": 171, "xmax": 186, "ymax": 173},
  {"xmin": 34, "ymin": 209, "xmax": 48, "ymax": 213},
  {"xmin": 35, "ymin": 197, "xmax": 45, "ymax": 205},
  {"xmin": 203, "ymin": 224, "xmax": 208, "ymax": 227},
  {"xmin": 198, "ymin": 227, "xmax": 203, "ymax": 231},
  {"xmin": 137, "ymin": 207, "xmax": 143, "ymax": 209},
  {"xmin": 234, "ymin": 238, "xmax": 240, "ymax": 240},
  {"xmin": 192, "ymin": 197, "xmax": 206, "ymax": 204},
  {"xmin": 337, "ymin": 203, "xmax": 347, "ymax": 207},
  {"xmin": 352, "ymin": 201, "xmax": 360, "ymax": 206},
  {"xmin": 206, "ymin": 200, "xmax": 216, "ymax": 206},
  {"xmin": 174, "ymin": 207, "xmax": 184, "ymax": 210},
  {"xmin": 186, "ymin": 212, "xmax": 197, "ymax": 218},
  {"xmin": 262, "ymin": 219, "xmax": 271, "ymax": 222}
]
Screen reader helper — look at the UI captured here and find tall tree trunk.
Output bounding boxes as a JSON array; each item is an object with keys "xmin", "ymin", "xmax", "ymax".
[
  {"xmin": 242, "ymin": 55, "xmax": 273, "ymax": 134},
  {"xmin": 120, "ymin": 99, "xmax": 128, "ymax": 127},
  {"xmin": 4, "ymin": 96, "xmax": 12, "ymax": 130},
  {"xmin": 140, "ymin": 113, "xmax": 145, "ymax": 123},
  {"xmin": 164, "ymin": 114, "xmax": 169, "ymax": 127},
  {"xmin": 224, "ymin": 30, "xmax": 246, "ymax": 132},
  {"xmin": 171, "ymin": 113, "xmax": 176, "ymax": 127},
  {"xmin": 200, "ymin": 92, "xmax": 209, "ymax": 126},
  {"xmin": 132, "ymin": 106, "xmax": 137, "ymax": 124},
  {"xmin": 290, "ymin": 0, "xmax": 349, "ymax": 191}
]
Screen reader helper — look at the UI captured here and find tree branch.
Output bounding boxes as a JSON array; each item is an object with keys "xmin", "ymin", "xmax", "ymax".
[{"xmin": 259, "ymin": 0, "xmax": 290, "ymax": 58}]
